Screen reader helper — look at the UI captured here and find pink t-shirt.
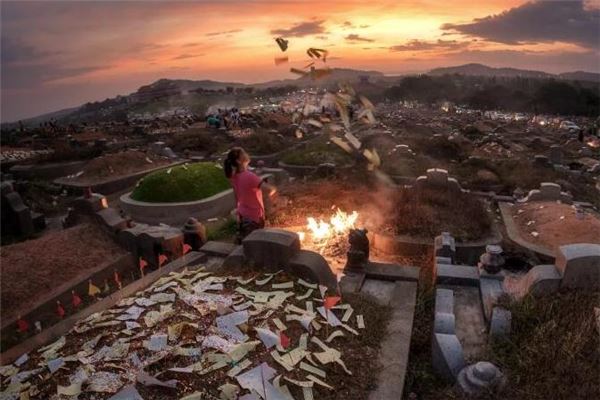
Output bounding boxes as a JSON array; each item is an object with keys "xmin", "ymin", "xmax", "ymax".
[{"xmin": 230, "ymin": 171, "xmax": 264, "ymax": 223}]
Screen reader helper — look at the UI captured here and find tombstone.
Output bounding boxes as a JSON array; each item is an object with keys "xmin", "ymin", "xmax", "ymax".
[
  {"xmin": 1, "ymin": 191, "xmax": 34, "ymax": 236},
  {"xmin": 478, "ymin": 245, "xmax": 505, "ymax": 274},
  {"xmin": 555, "ymin": 243, "xmax": 600, "ymax": 290},
  {"xmin": 549, "ymin": 145, "xmax": 563, "ymax": 164},
  {"xmin": 242, "ymin": 228, "xmax": 301, "ymax": 272},
  {"xmin": 432, "ymin": 333, "xmax": 465, "ymax": 382},
  {"xmin": 533, "ymin": 155, "xmax": 549, "ymax": 167}
]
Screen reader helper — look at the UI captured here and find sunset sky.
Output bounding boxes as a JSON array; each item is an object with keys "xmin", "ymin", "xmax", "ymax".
[{"xmin": 1, "ymin": 0, "xmax": 599, "ymax": 122}]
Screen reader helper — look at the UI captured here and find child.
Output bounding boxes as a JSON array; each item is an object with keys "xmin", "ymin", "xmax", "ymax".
[{"xmin": 224, "ymin": 147, "xmax": 276, "ymax": 242}]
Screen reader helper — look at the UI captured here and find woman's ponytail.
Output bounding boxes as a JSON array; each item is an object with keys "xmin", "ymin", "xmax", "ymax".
[{"xmin": 224, "ymin": 147, "xmax": 243, "ymax": 178}]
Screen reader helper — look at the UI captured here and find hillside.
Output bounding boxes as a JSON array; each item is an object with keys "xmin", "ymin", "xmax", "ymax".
[{"xmin": 429, "ymin": 63, "xmax": 599, "ymax": 82}]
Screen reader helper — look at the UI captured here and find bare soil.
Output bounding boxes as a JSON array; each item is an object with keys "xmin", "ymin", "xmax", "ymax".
[
  {"xmin": 72, "ymin": 150, "xmax": 170, "ymax": 183},
  {"xmin": 512, "ymin": 201, "xmax": 600, "ymax": 251},
  {"xmin": 0, "ymin": 223, "xmax": 127, "ymax": 321}
]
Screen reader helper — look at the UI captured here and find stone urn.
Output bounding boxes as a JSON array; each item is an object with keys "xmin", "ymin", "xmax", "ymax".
[
  {"xmin": 478, "ymin": 244, "xmax": 505, "ymax": 274},
  {"xmin": 457, "ymin": 362, "xmax": 506, "ymax": 395}
]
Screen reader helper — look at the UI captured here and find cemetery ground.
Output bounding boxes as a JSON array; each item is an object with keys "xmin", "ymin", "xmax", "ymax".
[{"xmin": 1, "ymin": 95, "xmax": 599, "ymax": 399}]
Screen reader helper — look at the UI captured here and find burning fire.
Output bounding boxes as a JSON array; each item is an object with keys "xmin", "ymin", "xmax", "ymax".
[{"xmin": 298, "ymin": 208, "xmax": 359, "ymax": 243}]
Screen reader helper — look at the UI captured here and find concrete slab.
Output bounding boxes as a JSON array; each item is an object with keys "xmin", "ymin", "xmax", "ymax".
[
  {"xmin": 339, "ymin": 272, "xmax": 365, "ymax": 294},
  {"xmin": 366, "ymin": 262, "xmax": 420, "ymax": 282},
  {"xmin": 453, "ymin": 286, "xmax": 487, "ymax": 360},
  {"xmin": 200, "ymin": 241, "xmax": 237, "ymax": 257},
  {"xmin": 368, "ymin": 281, "xmax": 418, "ymax": 400},
  {"xmin": 436, "ymin": 264, "xmax": 480, "ymax": 286},
  {"xmin": 360, "ymin": 279, "xmax": 396, "ymax": 306},
  {"xmin": 480, "ymin": 278, "xmax": 505, "ymax": 322},
  {"xmin": 432, "ymin": 333, "xmax": 466, "ymax": 382}
]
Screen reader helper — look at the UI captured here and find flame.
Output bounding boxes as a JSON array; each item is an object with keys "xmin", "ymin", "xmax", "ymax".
[{"xmin": 303, "ymin": 209, "xmax": 358, "ymax": 243}]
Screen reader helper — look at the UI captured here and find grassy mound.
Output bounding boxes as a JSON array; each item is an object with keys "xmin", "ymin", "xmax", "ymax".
[{"xmin": 131, "ymin": 162, "xmax": 230, "ymax": 203}]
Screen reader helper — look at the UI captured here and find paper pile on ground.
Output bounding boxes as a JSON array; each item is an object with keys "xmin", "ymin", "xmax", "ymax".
[{"xmin": 0, "ymin": 267, "xmax": 369, "ymax": 400}]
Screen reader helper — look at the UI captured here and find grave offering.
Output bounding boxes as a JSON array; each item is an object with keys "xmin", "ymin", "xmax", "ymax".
[{"xmin": 0, "ymin": 267, "xmax": 386, "ymax": 399}]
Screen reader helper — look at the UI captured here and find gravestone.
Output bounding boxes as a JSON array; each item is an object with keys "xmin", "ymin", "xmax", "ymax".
[
  {"xmin": 549, "ymin": 145, "xmax": 563, "ymax": 164},
  {"xmin": 242, "ymin": 228, "xmax": 300, "ymax": 272},
  {"xmin": 555, "ymin": 243, "xmax": 600, "ymax": 290}
]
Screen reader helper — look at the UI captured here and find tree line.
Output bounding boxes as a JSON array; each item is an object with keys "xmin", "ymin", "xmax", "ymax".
[{"xmin": 384, "ymin": 74, "xmax": 599, "ymax": 116}]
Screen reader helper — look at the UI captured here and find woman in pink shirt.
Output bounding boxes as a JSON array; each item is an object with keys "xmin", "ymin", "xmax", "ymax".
[{"xmin": 224, "ymin": 147, "xmax": 276, "ymax": 242}]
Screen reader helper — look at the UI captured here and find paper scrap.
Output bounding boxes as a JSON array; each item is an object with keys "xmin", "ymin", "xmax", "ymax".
[
  {"xmin": 357, "ymin": 315, "xmax": 365, "ymax": 329},
  {"xmin": 272, "ymin": 281, "xmax": 294, "ymax": 289},
  {"xmin": 216, "ymin": 311, "xmax": 249, "ymax": 342},
  {"xmin": 307, "ymin": 374, "xmax": 333, "ymax": 389},
  {"xmin": 236, "ymin": 362, "xmax": 276, "ymax": 399},
  {"xmin": 228, "ymin": 341, "xmax": 260, "ymax": 362},
  {"xmin": 256, "ymin": 328, "xmax": 280, "ymax": 349},
  {"xmin": 255, "ymin": 275, "xmax": 274, "ymax": 286},
  {"xmin": 108, "ymin": 385, "xmax": 144, "ymax": 400},
  {"xmin": 284, "ymin": 376, "xmax": 313, "ymax": 387},
  {"xmin": 145, "ymin": 334, "xmax": 168, "ymax": 351},
  {"xmin": 300, "ymin": 362, "xmax": 326, "ymax": 378},
  {"xmin": 227, "ymin": 358, "xmax": 252, "ymax": 377},
  {"xmin": 298, "ymin": 279, "xmax": 317, "ymax": 289},
  {"xmin": 136, "ymin": 371, "xmax": 177, "ymax": 389},
  {"xmin": 303, "ymin": 386, "xmax": 314, "ymax": 400},
  {"xmin": 57, "ymin": 382, "xmax": 82, "ymax": 396},
  {"xmin": 88, "ymin": 371, "xmax": 123, "ymax": 393},
  {"xmin": 273, "ymin": 318, "xmax": 287, "ymax": 331},
  {"xmin": 342, "ymin": 307, "xmax": 354, "ymax": 322},
  {"xmin": 317, "ymin": 306, "xmax": 343, "ymax": 327},
  {"xmin": 326, "ymin": 330, "xmax": 345, "ymax": 342}
]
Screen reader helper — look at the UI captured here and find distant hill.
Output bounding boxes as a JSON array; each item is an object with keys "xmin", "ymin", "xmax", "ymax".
[{"xmin": 429, "ymin": 63, "xmax": 600, "ymax": 82}]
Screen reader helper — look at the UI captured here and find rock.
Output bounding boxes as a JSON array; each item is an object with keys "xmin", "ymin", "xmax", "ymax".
[
  {"xmin": 457, "ymin": 362, "xmax": 505, "ymax": 395},
  {"xmin": 432, "ymin": 333, "xmax": 465, "ymax": 382},
  {"xmin": 242, "ymin": 228, "xmax": 300, "ymax": 272},
  {"xmin": 555, "ymin": 243, "xmax": 600, "ymax": 290}
]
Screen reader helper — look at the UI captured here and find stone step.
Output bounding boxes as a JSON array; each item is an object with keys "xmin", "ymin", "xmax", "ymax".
[{"xmin": 368, "ymin": 281, "xmax": 418, "ymax": 399}]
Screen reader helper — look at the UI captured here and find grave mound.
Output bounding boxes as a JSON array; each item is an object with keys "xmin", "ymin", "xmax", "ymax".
[
  {"xmin": 1, "ymin": 223, "xmax": 127, "ymax": 322},
  {"xmin": 131, "ymin": 162, "xmax": 230, "ymax": 203}
]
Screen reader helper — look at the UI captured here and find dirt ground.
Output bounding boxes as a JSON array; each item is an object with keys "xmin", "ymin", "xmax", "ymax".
[
  {"xmin": 512, "ymin": 201, "xmax": 600, "ymax": 251},
  {"xmin": 0, "ymin": 223, "xmax": 127, "ymax": 321},
  {"xmin": 71, "ymin": 150, "xmax": 170, "ymax": 183}
]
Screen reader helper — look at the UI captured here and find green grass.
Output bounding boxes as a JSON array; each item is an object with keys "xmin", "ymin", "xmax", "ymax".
[
  {"xmin": 206, "ymin": 217, "xmax": 238, "ymax": 241},
  {"xmin": 131, "ymin": 162, "xmax": 230, "ymax": 203},
  {"xmin": 281, "ymin": 140, "xmax": 353, "ymax": 166}
]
